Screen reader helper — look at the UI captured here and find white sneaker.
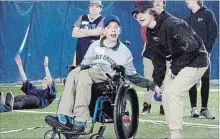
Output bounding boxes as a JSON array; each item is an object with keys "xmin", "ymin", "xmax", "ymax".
[
  {"xmin": 0, "ymin": 91, "xmax": 5, "ymax": 105},
  {"xmin": 5, "ymin": 92, "xmax": 14, "ymax": 111},
  {"xmin": 200, "ymin": 109, "xmax": 215, "ymax": 119},
  {"xmin": 191, "ymin": 107, "xmax": 199, "ymax": 118}
]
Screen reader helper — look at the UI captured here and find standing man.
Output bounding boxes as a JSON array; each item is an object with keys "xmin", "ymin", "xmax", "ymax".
[
  {"xmin": 184, "ymin": 0, "xmax": 217, "ymax": 119},
  {"xmin": 141, "ymin": 0, "xmax": 167, "ymax": 115},
  {"xmin": 72, "ymin": 0, "xmax": 104, "ymax": 65},
  {"xmin": 132, "ymin": 1, "xmax": 209, "ymax": 138}
]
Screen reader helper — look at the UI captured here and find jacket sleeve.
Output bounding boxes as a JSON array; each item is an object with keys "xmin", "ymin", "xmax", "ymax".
[
  {"xmin": 151, "ymin": 51, "xmax": 166, "ymax": 87},
  {"xmin": 21, "ymin": 80, "xmax": 36, "ymax": 94},
  {"xmin": 124, "ymin": 47, "xmax": 156, "ymax": 91},
  {"xmin": 126, "ymin": 74, "xmax": 156, "ymax": 91},
  {"xmin": 170, "ymin": 22, "xmax": 201, "ymax": 75},
  {"xmin": 205, "ymin": 10, "xmax": 218, "ymax": 53}
]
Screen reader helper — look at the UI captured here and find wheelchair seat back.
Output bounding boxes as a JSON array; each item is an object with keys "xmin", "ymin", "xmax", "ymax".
[{"xmin": 89, "ymin": 82, "xmax": 114, "ymax": 123}]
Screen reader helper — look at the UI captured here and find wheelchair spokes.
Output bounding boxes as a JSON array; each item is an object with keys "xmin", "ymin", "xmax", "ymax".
[
  {"xmin": 122, "ymin": 100, "xmax": 132, "ymax": 128},
  {"xmin": 114, "ymin": 83, "xmax": 139, "ymax": 139}
]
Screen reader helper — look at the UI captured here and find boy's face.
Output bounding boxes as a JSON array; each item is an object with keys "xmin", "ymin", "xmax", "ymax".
[
  {"xmin": 154, "ymin": 0, "xmax": 165, "ymax": 11},
  {"xmin": 42, "ymin": 77, "xmax": 48, "ymax": 89},
  {"xmin": 89, "ymin": 4, "xmax": 102, "ymax": 16},
  {"xmin": 135, "ymin": 9, "xmax": 153, "ymax": 27},
  {"xmin": 185, "ymin": 0, "xmax": 198, "ymax": 9},
  {"xmin": 103, "ymin": 21, "xmax": 121, "ymax": 42}
]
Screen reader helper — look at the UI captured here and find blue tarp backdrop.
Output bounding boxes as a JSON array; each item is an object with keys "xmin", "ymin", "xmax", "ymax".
[{"xmin": 0, "ymin": 1, "xmax": 219, "ymax": 83}]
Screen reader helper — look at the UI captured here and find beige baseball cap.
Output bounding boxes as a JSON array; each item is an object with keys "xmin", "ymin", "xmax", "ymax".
[{"xmin": 89, "ymin": 0, "xmax": 103, "ymax": 7}]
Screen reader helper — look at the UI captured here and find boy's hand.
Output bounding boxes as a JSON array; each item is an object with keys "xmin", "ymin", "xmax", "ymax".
[
  {"xmin": 154, "ymin": 86, "xmax": 163, "ymax": 101},
  {"xmin": 44, "ymin": 56, "xmax": 49, "ymax": 66},
  {"xmin": 14, "ymin": 55, "xmax": 22, "ymax": 66}
]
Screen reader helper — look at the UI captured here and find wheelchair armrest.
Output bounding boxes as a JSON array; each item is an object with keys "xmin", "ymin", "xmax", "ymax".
[
  {"xmin": 66, "ymin": 65, "xmax": 76, "ymax": 71},
  {"xmin": 111, "ymin": 65, "xmax": 125, "ymax": 76}
]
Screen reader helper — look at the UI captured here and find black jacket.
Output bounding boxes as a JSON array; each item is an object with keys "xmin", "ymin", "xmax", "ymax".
[
  {"xmin": 184, "ymin": 6, "xmax": 218, "ymax": 53},
  {"xmin": 142, "ymin": 42, "xmax": 152, "ymax": 59},
  {"xmin": 147, "ymin": 11, "xmax": 209, "ymax": 87}
]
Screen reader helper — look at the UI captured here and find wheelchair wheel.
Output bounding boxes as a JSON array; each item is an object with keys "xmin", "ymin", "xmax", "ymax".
[
  {"xmin": 114, "ymin": 83, "xmax": 139, "ymax": 139},
  {"xmin": 90, "ymin": 133, "xmax": 105, "ymax": 139},
  {"xmin": 44, "ymin": 130, "xmax": 61, "ymax": 139}
]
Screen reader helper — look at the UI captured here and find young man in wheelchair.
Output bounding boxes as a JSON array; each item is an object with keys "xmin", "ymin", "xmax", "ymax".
[{"xmin": 45, "ymin": 15, "xmax": 162, "ymax": 133}]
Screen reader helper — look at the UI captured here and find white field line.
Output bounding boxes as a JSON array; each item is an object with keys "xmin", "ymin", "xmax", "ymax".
[
  {"xmin": 1, "ymin": 110, "xmax": 218, "ymax": 134},
  {"xmin": 0, "ymin": 125, "xmax": 49, "ymax": 134},
  {"xmin": 137, "ymin": 89, "xmax": 219, "ymax": 95},
  {"xmin": 1, "ymin": 119, "xmax": 218, "ymax": 134},
  {"xmin": 53, "ymin": 89, "xmax": 219, "ymax": 101},
  {"xmin": 139, "ymin": 119, "xmax": 219, "ymax": 129},
  {"xmin": 13, "ymin": 110, "xmax": 56, "ymax": 114}
]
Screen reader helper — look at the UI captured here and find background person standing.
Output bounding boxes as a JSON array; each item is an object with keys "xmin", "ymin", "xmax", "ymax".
[
  {"xmin": 72, "ymin": 0, "xmax": 104, "ymax": 66},
  {"xmin": 141, "ymin": 0, "xmax": 167, "ymax": 115},
  {"xmin": 184, "ymin": 0, "xmax": 217, "ymax": 119}
]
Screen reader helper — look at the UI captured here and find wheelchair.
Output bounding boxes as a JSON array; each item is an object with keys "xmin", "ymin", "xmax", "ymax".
[
  {"xmin": 44, "ymin": 64, "xmax": 139, "ymax": 139},
  {"xmin": 44, "ymin": 62, "xmax": 139, "ymax": 139}
]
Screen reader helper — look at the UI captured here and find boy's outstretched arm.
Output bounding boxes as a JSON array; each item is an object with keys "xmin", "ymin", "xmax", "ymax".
[
  {"xmin": 126, "ymin": 74, "xmax": 163, "ymax": 101},
  {"xmin": 124, "ymin": 50, "xmax": 163, "ymax": 98},
  {"xmin": 14, "ymin": 55, "xmax": 27, "ymax": 83},
  {"xmin": 44, "ymin": 56, "xmax": 53, "ymax": 86}
]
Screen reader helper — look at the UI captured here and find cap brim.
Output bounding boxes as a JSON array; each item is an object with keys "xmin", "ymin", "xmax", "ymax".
[
  {"xmin": 105, "ymin": 20, "xmax": 120, "ymax": 27},
  {"xmin": 131, "ymin": 8, "xmax": 146, "ymax": 16},
  {"xmin": 131, "ymin": 11, "xmax": 137, "ymax": 16},
  {"xmin": 89, "ymin": 3, "xmax": 103, "ymax": 7}
]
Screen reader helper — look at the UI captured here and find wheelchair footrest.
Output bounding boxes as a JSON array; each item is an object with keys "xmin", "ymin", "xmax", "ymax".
[{"xmin": 98, "ymin": 126, "xmax": 106, "ymax": 136}]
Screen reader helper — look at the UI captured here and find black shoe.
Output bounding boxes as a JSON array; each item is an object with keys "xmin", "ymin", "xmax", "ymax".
[
  {"xmin": 141, "ymin": 102, "xmax": 151, "ymax": 115},
  {"xmin": 45, "ymin": 115, "xmax": 85, "ymax": 133},
  {"xmin": 160, "ymin": 105, "xmax": 165, "ymax": 115},
  {"xmin": 5, "ymin": 92, "xmax": 14, "ymax": 111},
  {"xmin": 63, "ymin": 124, "xmax": 84, "ymax": 139},
  {"xmin": 72, "ymin": 124, "xmax": 85, "ymax": 133},
  {"xmin": 45, "ymin": 115, "xmax": 73, "ymax": 130},
  {"xmin": 64, "ymin": 134, "xmax": 79, "ymax": 139}
]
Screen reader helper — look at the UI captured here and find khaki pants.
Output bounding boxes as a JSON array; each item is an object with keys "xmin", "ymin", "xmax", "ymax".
[
  {"xmin": 57, "ymin": 68, "xmax": 107, "ymax": 122},
  {"xmin": 143, "ymin": 57, "xmax": 170, "ymax": 104},
  {"xmin": 162, "ymin": 67, "xmax": 208, "ymax": 138},
  {"xmin": 143, "ymin": 58, "xmax": 154, "ymax": 103}
]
